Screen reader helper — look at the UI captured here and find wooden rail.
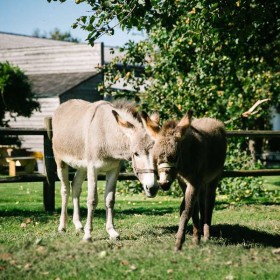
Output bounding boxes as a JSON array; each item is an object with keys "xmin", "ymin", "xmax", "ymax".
[
  {"xmin": 226, "ymin": 130, "xmax": 280, "ymax": 137},
  {"xmin": 0, "ymin": 127, "xmax": 47, "ymax": 135},
  {"xmin": 1, "ymin": 169, "xmax": 280, "ymax": 182},
  {"xmin": 223, "ymin": 169, "xmax": 280, "ymax": 177},
  {"xmin": 0, "ymin": 173, "xmax": 137, "ymax": 183},
  {"xmin": 1, "ymin": 125, "xmax": 280, "ymax": 212}
]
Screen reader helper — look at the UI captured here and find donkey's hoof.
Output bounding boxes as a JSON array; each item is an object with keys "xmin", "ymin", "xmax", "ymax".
[
  {"xmin": 203, "ymin": 235, "xmax": 210, "ymax": 243},
  {"xmin": 175, "ymin": 240, "xmax": 183, "ymax": 252},
  {"xmin": 109, "ymin": 233, "xmax": 120, "ymax": 241},
  {"xmin": 81, "ymin": 237, "xmax": 92, "ymax": 243},
  {"xmin": 75, "ymin": 227, "xmax": 84, "ymax": 235},
  {"xmin": 192, "ymin": 237, "xmax": 201, "ymax": 245},
  {"xmin": 108, "ymin": 230, "xmax": 120, "ymax": 241},
  {"xmin": 109, "ymin": 234, "xmax": 120, "ymax": 241},
  {"xmin": 203, "ymin": 237, "xmax": 209, "ymax": 243},
  {"xmin": 58, "ymin": 228, "xmax": 66, "ymax": 234},
  {"xmin": 174, "ymin": 246, "xmax": 182, "ymax": 252}
]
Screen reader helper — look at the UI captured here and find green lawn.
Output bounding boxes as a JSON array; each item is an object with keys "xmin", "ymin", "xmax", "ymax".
[
  {"xmin": 0, "ymin": 181, "xmax": 279, "ymax": 280},
  {"xmin": 264, "ymin": 176, "xmax": 280, "ymax": 190}
]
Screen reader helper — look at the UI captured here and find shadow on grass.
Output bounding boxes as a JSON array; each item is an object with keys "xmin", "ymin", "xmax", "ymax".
[
  {"xmin": 0, "ymin": 209, "xmax": 53, "ymax": 220},
  {"xmin": 160, "ymin": 224, "xmax": 280, "ymax": 248},
  {"xmin": 269, "ymin": 180, "xmax": 280, "ymax": 187},
  {"xmin": 1, "ymin": 205, "xmax": 279, "ymax": 248},
  {"xmin": 0, "ymin": 205, "xmax": 176, "ymax": 221},
  {"xmin": 1, "ymin": 201, "xmax": 278, "ymax": 220},
  {"xmin": 77, "ymin": 206, "xmax": 177, "ymax": 217},
  {"xmin": 0, "ymin": 206, "xmax": 173, "ymax": 219},
  {"xmin": 212, "ymin": 224, "xmax": 280, "ymax": 247},
  {"xmin": 0, "ymin": 208, "xmax": 105, "ymax": 219}
]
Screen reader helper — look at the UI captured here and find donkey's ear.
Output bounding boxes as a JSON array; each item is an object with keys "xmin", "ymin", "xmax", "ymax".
[
  {"xmin": 112, "ymin": 110, "xmax": 135, "ymax": 136},
  {"xmin": 150, "ymin": 111, "xmax": 160, "ymax": 125},
  {"xmin": 174, "ymin": 110, "xmax": 193, "ymax": 141},
  {"xmin": 141, "ymin": 111, "xmax": 160, "ymax": 140}
]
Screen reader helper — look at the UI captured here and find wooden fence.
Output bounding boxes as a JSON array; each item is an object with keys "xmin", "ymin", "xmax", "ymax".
[{"xmin": 0, "ymin": 119, "xmax": 280, "ymax": 212}]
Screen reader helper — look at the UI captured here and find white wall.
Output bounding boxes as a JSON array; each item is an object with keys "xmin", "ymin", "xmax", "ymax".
[
  {"xmin": 5, "ymin": 97, "xmax": 60, "ymax": 154},
  {"xmin": 270, "ymin": 107, "xmax": 280, "ymax": 130}
]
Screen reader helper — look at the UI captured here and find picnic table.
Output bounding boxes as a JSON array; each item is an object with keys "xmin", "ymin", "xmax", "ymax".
[{"xmin": 5, "ymin": 156, "xmax": 37, "ymax": 176}]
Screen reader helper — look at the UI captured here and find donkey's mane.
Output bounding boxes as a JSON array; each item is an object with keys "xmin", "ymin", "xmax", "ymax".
[
  {"xmin": 161, "ymin": 120, "xmax": 178, "ymax": 136},
  {"xmin": 161, "ymin": 119, "xmax": 209, "ymax": 137},
  {"xmin": 112, "ymin": 99, "xmax": 141, "ymax": 122}
]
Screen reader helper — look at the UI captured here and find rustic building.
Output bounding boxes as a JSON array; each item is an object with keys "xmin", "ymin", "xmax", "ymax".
[{"xmin": 0, "ymin": 32, "xmax": 106, "ymax": 155}]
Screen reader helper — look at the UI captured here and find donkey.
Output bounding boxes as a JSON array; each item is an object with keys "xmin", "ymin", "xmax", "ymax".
[
  {"xmin": 52, "ymin": 99, "xmax": 158, "ymax": 242},
  {"xmin": 142, "ymin": 110, "xmax": 227, "ymax": 250}
]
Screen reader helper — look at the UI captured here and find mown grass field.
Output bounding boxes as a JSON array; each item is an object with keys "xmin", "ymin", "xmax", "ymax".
[{"xmin": 0, "ymin": 180, "xmax": 279, "ymax": 280}]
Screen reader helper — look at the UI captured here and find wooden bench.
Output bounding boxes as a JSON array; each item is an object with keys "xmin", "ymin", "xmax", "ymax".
[{"xmin": 6, "ymin": 156, "xmax": 37, "ymax": 176}]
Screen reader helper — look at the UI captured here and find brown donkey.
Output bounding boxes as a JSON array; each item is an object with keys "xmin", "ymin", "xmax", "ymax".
[{"xmin": 142, "ymin": 111, "xmax": 227, "ymax": 250}]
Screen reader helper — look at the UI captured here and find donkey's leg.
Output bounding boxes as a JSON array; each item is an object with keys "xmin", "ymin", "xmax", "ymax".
[
  {"xmin": 178, "ymin": 179, "xmax": 186, "ymax": 216},
  {"xmin": 179, "ymin": 180, "xmax": 201, "ymax": 244},
  {"xmin": 105, "ymin": 166, "xmax": 121, "ymax": 240},
  {"xmin": 72, "ymin": 169, "xmax": 87, "ymax": 233},
  {"xmin": 175, "ymin": 182, "xmax": 198, "ymax": 251},
  {"xmin": 199, "ymin": 186, "xmax": 206, "ymax": 236},
  {"xmin": 83, "ymin": 165, "xmax": 98, "ymax": 242},
  {"xmin": 192, "ymin": 200, "xmax": 201, "ymax": 245},
  {"xmin": 203, "ymin": 179, "xmax": 219, "ymax": 242},
  {"xmin": 57, "ymin": 161, "xmax": 70, "ymax": 232},
  {"xmin": 179, "ymin": 197, "xmax": 185, "ymax": 216}
]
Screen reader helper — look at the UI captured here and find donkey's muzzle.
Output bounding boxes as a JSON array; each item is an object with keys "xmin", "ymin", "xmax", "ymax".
[
  {"xmin": 137, "ymin": 169, "xmax": 159, "ymax": 198},
  {"xmin": 159, "ymin": 182, "xmax": 172, "ymax": 191},
  {"xmin": 145, "ymin": 184, "xmax": 158, "ymax": 198},
  {"xmin": 157, "ymin": 162, "xmax": 177, "ymax": 191}
]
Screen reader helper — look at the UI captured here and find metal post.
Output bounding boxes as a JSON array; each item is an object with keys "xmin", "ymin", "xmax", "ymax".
[{"xmin": 43, "ymin": 117, "xmax": 56, "ymax": 212}]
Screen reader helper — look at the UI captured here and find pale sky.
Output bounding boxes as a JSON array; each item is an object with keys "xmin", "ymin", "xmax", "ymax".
[{"xmin": 0, "ymin": 0, "xmax": 146, "ymax": 47}]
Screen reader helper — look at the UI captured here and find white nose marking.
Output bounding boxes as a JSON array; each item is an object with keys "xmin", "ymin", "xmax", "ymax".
[
  {"xmin": 159, "ymin": 172, "xmax": 169, "ymax": 184},
  {"xmin": 142, "ymin": 173, "xmax": 157, "ymax": 188}
]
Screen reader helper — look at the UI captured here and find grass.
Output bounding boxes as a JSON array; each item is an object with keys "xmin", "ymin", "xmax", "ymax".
[
  {"xmin": 264, "ymin": 176, "xmax": 280, "ymax": 189},
  {"xmin": 0, "ymin": 180, "xmax": 279, "ymax": 280}
]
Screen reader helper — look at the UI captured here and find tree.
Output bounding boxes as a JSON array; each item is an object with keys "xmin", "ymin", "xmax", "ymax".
[
  {"xmin": 48, "ymin": 0, "xmax": 279, "ymax": 128},
  {"xmin": 49, "ymin": 0, "xmax": 280, "ymax": 201},
  {"xmin": 33, "ymin": 28, "xmax": 80, "ymax": 43},
  {"xmin": 0, "ymin": 62, "xmax": 40, "ymax": 144}
]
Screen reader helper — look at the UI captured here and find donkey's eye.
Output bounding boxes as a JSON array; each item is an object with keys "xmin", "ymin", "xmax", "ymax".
[{"xmin": 134, "ymin": 152, "xmax": 140, "ymax": 157}]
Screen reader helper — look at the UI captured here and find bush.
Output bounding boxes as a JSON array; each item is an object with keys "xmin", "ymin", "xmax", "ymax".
[
  {"xmin": 0, "ymin": 62, "xmax": 40, "ymax": 146},
  {"xmin": 219, "ymin": 142, "xmax": 280, "ymax": 204}
]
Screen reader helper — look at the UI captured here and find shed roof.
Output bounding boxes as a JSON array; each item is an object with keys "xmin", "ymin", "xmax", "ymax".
[
  {"xmin": 28, "ymin": 72, "xmax": 99, "ymax": 98},
  {"xmin": 0, "ymin": 32, "xmax": 103, "ymax": 98},
  {"xmin": 0, "ymin": 31, "xmax": 76, "ymax": 49},
  {"xmin": 0, "ymin": 31, "xmax": 121, "ymax": 63}
]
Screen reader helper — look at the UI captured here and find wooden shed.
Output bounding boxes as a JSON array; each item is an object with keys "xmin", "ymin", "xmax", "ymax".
[{"xmin": 0, "ymin": 32, "xmax": 105, "ymax": 157}]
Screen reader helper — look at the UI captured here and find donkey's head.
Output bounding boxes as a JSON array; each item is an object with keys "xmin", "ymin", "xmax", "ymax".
[
  {"xmin": 112, "ymin": 110, "xmax": 159, "ymax": 198},
  {"xmin": 142, "ymin": 110, "xmax": 193, "ymax": 191}
]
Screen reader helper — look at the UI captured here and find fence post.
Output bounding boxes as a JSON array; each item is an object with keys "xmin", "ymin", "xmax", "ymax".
[{"xmin": 43, "ymin": 117, "xmax": 56, "ymax": 212}]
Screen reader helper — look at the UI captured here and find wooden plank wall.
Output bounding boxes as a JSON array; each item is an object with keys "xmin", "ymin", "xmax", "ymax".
[
  {"xmin": 0, "ymin": 43, "xmax": 103, "ymax": 74},
  {"xmin": 5, "ymin": 98, "xmax": 59, "ymax": 154}
]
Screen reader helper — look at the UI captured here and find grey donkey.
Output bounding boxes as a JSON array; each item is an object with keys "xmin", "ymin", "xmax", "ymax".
[{"xmin": 52, "ymin": 99, "xmax": 158, "ymax": 242}]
